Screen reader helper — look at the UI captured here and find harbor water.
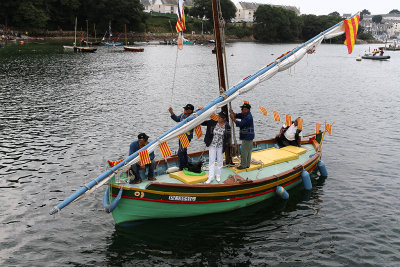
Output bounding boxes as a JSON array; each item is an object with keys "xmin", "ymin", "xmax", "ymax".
[{"xmin": 1, "ymin": 41, "xmax": 400, "ymax": 266}]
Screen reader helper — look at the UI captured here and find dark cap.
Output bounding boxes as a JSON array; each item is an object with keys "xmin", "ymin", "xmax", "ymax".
[
  {"xmin": 218, "ymin": 111, "xmax": 227, "ymax": 118},
  {"xmin": 183, "ymin": 104, "xmax": 194, "ymax": 111},
  {"xmin": 240, "ymin": 103, "xmax": 251, "ymax": 109},
  {"xmin": 137, "ymin": 133, "xmax": 149, "ymax": 140}
]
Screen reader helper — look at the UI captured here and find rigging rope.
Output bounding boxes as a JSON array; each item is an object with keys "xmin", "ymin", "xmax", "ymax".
[{"xmin": 170, "ymin": 44, "xmax": 180, "ymax": 105}]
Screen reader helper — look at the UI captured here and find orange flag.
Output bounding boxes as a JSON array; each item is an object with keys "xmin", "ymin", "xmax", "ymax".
[
  {"xmin": 194, "ymin": 125, "xmax": 203, "ymax": 139},
  {"xmin": 325, "ymin": 123, "xmax": 333, "ymax": 135},
  {"xmin": 178, "ymin": 133, "xmax": 190, "ymax": 148},
  {"xmin": 316, "ymin": 123, "xmax": 321, "ymax": 134},
  {"xmin": 272, "ymin": 111, "xmax": 280, "ymax": 121},
  {"xmin": 210, "ymin": 113, "xmax": 219, "ymax": 121},
  {"xmin": 297, "ymin": 118, "xmax": 303, "ymax": 130},
  {"xmin": 158, "ymin": 142, "xmax": 172, "ymax": 158},
  {"xmin": 243, "ymin": 100, "xmax": 250, "ymax": 105},
  {"xmin": 258, "ymin": 105, "xmax": 268, "ymax": 116},
  {"xmin": 139, "ymin": 150, "xmax": 151, "ymax": 166},
  {"xmin": 108, "ymin": 159, "xmax": 124, "ymax": 167},
  {"xmin": 285, "ymin": 115, "xmax": 292, "ymax": 127},
  {"xmin": 344, "ymin": 13, "xmax": 360, "ymax": 54}
]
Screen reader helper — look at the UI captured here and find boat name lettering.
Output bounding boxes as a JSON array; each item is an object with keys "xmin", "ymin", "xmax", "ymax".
[{"xmin": 168, "ymin": 196, "xmax": 196, "ymax": 201}]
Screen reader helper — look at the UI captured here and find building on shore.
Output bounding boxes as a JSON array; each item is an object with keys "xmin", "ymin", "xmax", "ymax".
[
  {"xmin": 234, "ymin": 2, "xmax": 300, "ymax": 22},
  {"xmin": 360, "ymin": 14, "xmax": 400, "ymax": 39}
]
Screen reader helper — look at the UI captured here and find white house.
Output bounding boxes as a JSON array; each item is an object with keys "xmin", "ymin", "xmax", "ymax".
[
  {"xmin": 234, "ymin": 2, "xmax": 300, "ymax": 22},
  {"xmin": 147, "ymin": 0, "xmax": 194, "ymax": 14}
]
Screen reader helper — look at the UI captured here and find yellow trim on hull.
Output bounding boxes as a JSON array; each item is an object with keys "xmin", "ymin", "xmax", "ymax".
[{"xmin": 111, "ymin": 158, "xmax": 319, "ymax": 197}]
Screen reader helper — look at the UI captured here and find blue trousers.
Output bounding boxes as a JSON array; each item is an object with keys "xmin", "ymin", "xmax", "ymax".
[
  {"xmin": 130, "ymin": 160, "xmax": 155, "ymax": 181},
  {"xmin": 178, "ymin": 140, "xmax": 191, "ymax": 170}
]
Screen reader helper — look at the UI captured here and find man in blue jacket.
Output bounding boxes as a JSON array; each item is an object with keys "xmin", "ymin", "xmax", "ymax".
[
  {"xmin": 229, "ymin": 103, "xmax": 254, "ymax": 169},
  {"xmin": 129, "ymin": 133, "xmax": 156, "ymax": 184},
  {"xmin": 168, "ymin": 104, "xmax": 195, "ymax": 170}
]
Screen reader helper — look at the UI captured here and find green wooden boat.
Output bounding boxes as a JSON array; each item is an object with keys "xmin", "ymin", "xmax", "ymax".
[{"xmin": 106, "ymin": 136, "xmax": 325, "ymax": 225}]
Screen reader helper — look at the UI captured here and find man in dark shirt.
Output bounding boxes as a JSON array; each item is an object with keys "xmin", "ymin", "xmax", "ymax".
[
  {"xmin": 168, "ymin": 104, "xmax": 195, "ymax": 170},
  {"xmin": 230, "ymin": 103, "xmax": 254, "ymax": 169},
  {"xmin": 129, "ymin": 133, "xmax": 156, "ymax": 184}
]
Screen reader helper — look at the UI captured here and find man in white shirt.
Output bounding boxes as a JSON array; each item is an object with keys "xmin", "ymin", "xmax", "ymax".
[{"xmin": 276, "ymin": 117, "xmax": 302, "ymax": 147}]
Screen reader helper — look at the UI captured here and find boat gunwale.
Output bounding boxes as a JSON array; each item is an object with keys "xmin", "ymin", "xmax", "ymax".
[{"xmin": 110, "ymin": 139, "xmax": 321, "ymax": 196}]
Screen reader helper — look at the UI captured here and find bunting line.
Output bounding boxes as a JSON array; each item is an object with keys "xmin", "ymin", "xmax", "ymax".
[
  {"xmin": 194, "ymin": 125, "xmax": 203, "ymax": 139},
  {"xmin": 179, "ymin": 133, "xmax": 190, "ymax": 148},
  {"xmin": 158, "ymin": 142, "xmax": 172, "ymax": 158},
  {"xmin": 139, "ymin": 150, "xmax": 151, "ymax": 166}
]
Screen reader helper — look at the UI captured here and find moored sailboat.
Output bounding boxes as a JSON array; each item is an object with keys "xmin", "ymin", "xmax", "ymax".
[{"xmin": 50, "ymin": 6, "xmax": 360, "ymax": 225}]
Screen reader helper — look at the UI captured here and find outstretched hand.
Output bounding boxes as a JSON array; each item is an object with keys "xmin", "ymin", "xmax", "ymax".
[{"xmin": 168, "ymin": 107, "xmax": 174, "ymax": 115}]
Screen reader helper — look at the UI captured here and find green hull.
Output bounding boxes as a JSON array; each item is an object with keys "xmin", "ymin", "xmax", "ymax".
[{"xmin": 111, "ymin": 178, "xmax": 304, "ymax": 225}]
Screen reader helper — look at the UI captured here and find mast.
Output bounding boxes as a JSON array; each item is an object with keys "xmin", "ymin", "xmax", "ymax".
[
  {"xmin": 124, "ymin": 24, "xmax": 127, "ymax": 45},
  {"xmin": 74, "ymin": 17, "xmax": 77, "ymax": 47},
  {"xmin": 86, "ymin": 20, "xmax": 89, "ymax": 47},
  {"xmin": 211, "ymin": 0, "xmax": 232, "ymax": 164},
  {"xmin": 94, "ymin": 23, "xmax": 97, "ymax": 42}
]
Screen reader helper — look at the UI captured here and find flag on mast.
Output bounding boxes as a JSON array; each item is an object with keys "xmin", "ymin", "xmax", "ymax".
[
  {"xmin": 258, "ymin": 106, "xmax": 268, "ymax": 116},
  {"xmin": 176, "ymin": 0, "xmax": 186, "ymax": 33},
  {"xmin": 343, "ymin": 13, "xmax": 360, "ymax": 54}
]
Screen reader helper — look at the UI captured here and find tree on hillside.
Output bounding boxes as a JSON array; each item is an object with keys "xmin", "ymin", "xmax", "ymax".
[
  {"xmin": 328, "ymin": 11, "xmax": 340, "ymax": 16},
  {"xmin": 372, "ymin": 15, "xmax": 382, "ymax": 23},
  {"xmin": 300, "ymin": 14, "xmax": 342, "ymax": 41},
  {"xmin": 191, "ymin": 0, "xmax": 236, "ymax": 22},
  {"xmin": 361, "ymin": 9, "xmax": 371, "ymax": 15},
  {"xmin": 389, "ymin": 9, "xmax": 400, "ymax": 14},
  {"xmin": 254, "ymin": 5, "xmax": 301, "ymax": 42}
]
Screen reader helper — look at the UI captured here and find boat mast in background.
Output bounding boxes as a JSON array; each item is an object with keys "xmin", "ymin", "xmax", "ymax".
[
  {"xmin": 211, "ymin": 0, "xmax": 232, "ymax": 164},
  {"xmin": 86, "ymin": 20, "xmax": 89, "ymax": 47}
]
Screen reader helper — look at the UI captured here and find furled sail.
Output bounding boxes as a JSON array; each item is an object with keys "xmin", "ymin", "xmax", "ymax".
[{"xmin": 49, "ymin": 13, "xmax": 359, "ymax": 215}]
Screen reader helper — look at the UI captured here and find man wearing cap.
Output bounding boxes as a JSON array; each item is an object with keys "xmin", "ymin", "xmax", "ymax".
[
  {"xmin": 229, "ymin": 103, "xmax": 254, "ymax": 170},
  {"xmin": 168, "ymin": 104, "xmax": 195, "ymax": 170},
  {"xmin": 128, "ymin": 133, "xmax": 156, "ymax": 184}
]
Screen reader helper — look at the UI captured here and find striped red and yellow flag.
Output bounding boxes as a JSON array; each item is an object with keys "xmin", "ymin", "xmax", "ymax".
[
  {"xmin": 107, "ymin": 158, "xmax": 124, "ymax": 167},
  {"xmin": 175, "ymin": 0, "xmax": 186, "ymax": 32},
  {"xmin": 297, "ymin": 118, "xmax": 303, "ymax": 130},
  {"xmin": 344, "ymin": 13, "xmax": 360, "ymax": 54},
  {"xmin": 272, "ymin": 111, "xmax": 280, "ymax": 121},
  {"xmin": 258, "ymin": 105, "xmax": 268, "ymax": 116},
  {"xmin": 139, "ymin": 150, "xmax": 151, "ymax": 166},
  {"xmin": 194, "ymin": 125, "xmax": 203, "ymax": 139},
  {"xmin": 285, "ymin": 115, "xmax": 292, "ymax": 127},
  {"xmin": 158, "ymin": 142, "xmax": 172, "ymax": 158},
  {"xmin": 325, "ymin": 123, "xmax": 333, "ymax": 135},
  {"xmin": 243, "ymin": 100, "xmax": 249, "ymax": 105},
  {"xmin": 316, "ymin": 123, "xmax": 321, "ymax": 134},
  {"xmin": 178, "ymin": 133, "xmax": 190, "ymax": 148},
  {"xmin": 210, "ymin": 113, "xmax": 219, "ymax": 121}
]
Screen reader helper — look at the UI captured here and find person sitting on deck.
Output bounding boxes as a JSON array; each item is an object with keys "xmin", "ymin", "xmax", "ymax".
[
  {"xmin": 129, "ymin": 133, "xmax": 156, "ymax": 184},
  {"xmin": 168, "ymin": 104, "xmax": 196, "ymax": 170},
  {"xmin": 276, "ymin": 118, "xmax": 303, "ymax": 148},
  {"xmin": 201, "ymin": 111, "xmax": 231, "ymax": 184},
  {"xmin": 229, "ymin": 103, "xmax": 255, "ymax": 170}
]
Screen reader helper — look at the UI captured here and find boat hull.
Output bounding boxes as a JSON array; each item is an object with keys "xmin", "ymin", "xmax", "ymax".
[
  {"xmin": 123, "ymin": 46, "xmax": 144, "ymax": 52},
  {"xmin": 361, "ymin": 55, "xmax": 390, "ymax": 60},
  {"xmin": 108, "ymin": 140, "xmax": 322, "ymax": 225}
]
